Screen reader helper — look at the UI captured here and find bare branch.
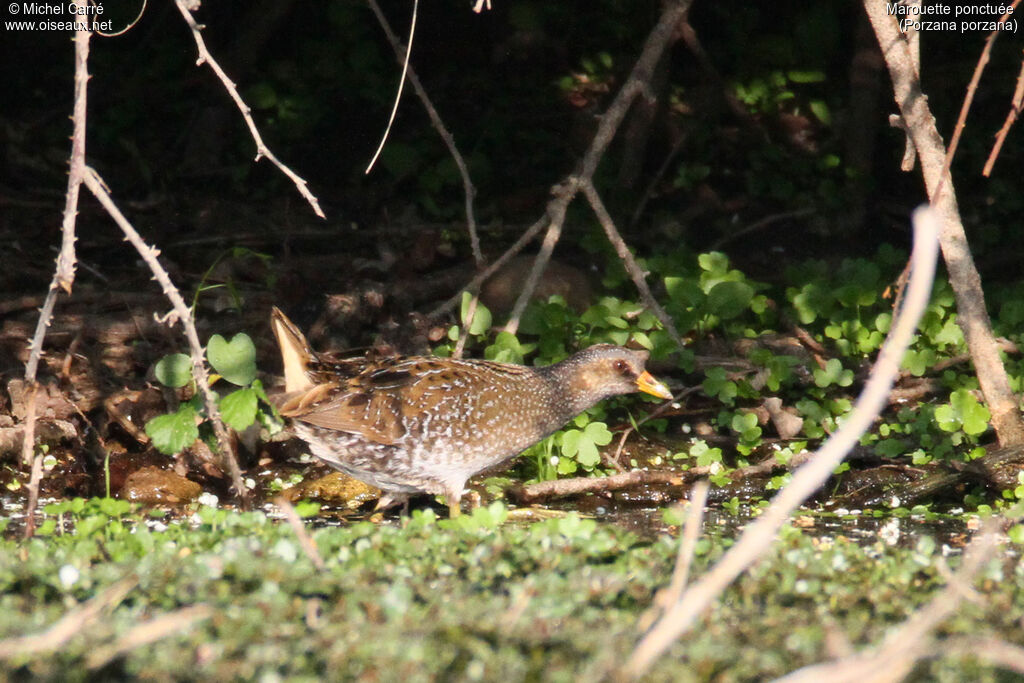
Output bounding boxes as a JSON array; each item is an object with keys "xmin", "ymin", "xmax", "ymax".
[
  {"xmin": 622, "ymin": 206, "xmax": 940, "ymax": 679},
  {"xmin": 275, "ymin": 496, "xmax": 326, "ymax": 570},
  {"xmin": 173, "ymin": 0, "xmax": 325, "ymax": 218},
  {"xmin": 436, "ymin": 0, "xmax": 693, "ymax": 323},
  {"xmin": 85, "ymin": 605, "xmax": 213, "ymax": 670},
  {"xmin": 428, "ymin": 214, "xmax": 550, "ymax": 318},
  {"xmin": 513, "ymin": 468, "xmax": 695, "ymax": 504},
  {"xmin": 983, "ymin": 54, "xmax": 1024, "ymax": 177},
  {"xmin": 503, "ymin": 185, "xmax": 574, "ymax": 334},
  {"xmin": 0, "ymin": 574, "xmax": 138, "ymax": 658},
  {"xmin": 773, "ymin": 525, "xmax": 1000, "ymax": 683},
  {"xmin": 935, "ymin": 0, "xmax": 1022, "ymax": 195},
  {"xmin": 21, "ymin": 15, "xmax": 92, "ymax": 538},
  {"xmin": 82, "ymin": 167, "xmax": 249, "ymax": 507},
  {"xmin": 581, "ymin": 179, "xmax": 685, "ymax": 349},
  {"xmin": 865, "ymin": 0, "xmax": 1024, "ymax": 445},
  {"xmin": 662, "ymin": 480, "xmax": 710, "ymax": 607}
]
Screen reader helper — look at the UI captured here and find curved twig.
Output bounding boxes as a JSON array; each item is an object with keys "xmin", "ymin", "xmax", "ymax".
[
  {"xmin": 622, "ymin": 206, "xmax": 940, "ymax": 679},
  {"xmin": 364, "ymin": 0, "xmax": 418, "ymax": 176},
  {"xmin": 366, "ymin": 0, "xmax": 481, "ymax": 266}
]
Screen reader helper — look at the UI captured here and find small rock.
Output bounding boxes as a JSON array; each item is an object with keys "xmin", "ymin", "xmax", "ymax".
[
  {"xmin": 481, "ymin": 256, "xmax": 592, "ymax": 315},
  {"xmin": 119, "ymin": 466, "xmax": 202, "ymax": 505},
  {"xmin": 288, "ymin": 472, "xmax": 380, "ymax": 510}
]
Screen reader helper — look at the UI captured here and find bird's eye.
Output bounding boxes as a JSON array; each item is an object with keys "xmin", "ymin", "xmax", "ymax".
[{"xmin": 613, "ymin": 359, "xmax": 631, "ymax": 375}]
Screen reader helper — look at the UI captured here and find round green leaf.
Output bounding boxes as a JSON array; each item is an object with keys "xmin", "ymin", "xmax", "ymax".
[
  {"xmin": 207, "ymin": 333, "xmax": 257, "ymax": 386},
  {"xmin": 460, "ymin": 292, "xmax": 493, "ymax": 336},
  {"xmin": 706, "ymin": 281, "xmax": 754, "ymax": 320},
  {"xmin": 219, "ymin": 387, "xmax": 259, "ymax": 431},
  {"xmin": 154, "ymin": 353, "xmax": 193, "ymax": 388},
  {"xmin": 145, "ymin": 405, "xmax": 199, "ymax": 455}
]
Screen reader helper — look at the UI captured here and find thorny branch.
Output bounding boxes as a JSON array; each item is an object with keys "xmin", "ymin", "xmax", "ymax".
[
  {"xmin": 21, "ymin": 14, "xmax": 91, "ymax": 537},
  {"xmin": 82, "ymin": 168, "xmax": 249, "ymax": 507}
]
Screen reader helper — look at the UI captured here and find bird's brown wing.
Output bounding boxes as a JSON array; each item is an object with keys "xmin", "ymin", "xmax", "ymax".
[{"xmin": 283, "ymin": 357, "xmax": 529, "ymax": 446}]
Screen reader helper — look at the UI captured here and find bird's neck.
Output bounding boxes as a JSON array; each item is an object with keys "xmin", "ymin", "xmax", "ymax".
[{"xmin": 538, "ymin": 356, "xmax": 601, "ymax": 419}]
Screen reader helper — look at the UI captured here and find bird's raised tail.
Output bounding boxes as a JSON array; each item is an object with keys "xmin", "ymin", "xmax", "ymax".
[{"xmin": 270, "ymin": 307, "xmax": 316, "ymax": 394}]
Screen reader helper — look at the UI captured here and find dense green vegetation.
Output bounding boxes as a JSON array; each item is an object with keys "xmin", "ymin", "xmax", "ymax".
[
  {"xmin": 2, "ymin": 500, "xmax": 1023, "ymax": 680},
  {"xmin": 5, "ymin": 0, "xmax": 1024, "ymax": 677}
]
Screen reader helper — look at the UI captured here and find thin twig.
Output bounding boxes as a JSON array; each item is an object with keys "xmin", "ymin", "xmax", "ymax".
[
  {"xmin": 621, "ymin": 206, "xmax": 939, "ymax": 679},
  {"xmin": 504, "ymin": 188, "xmax": 573, "ymax": 334},
  {"xmin": 612, "ymin": 386, "xmax": 699, "ymax": 467},
  {"xmin": 505, "ymin": 0, "xmax": 691, "ymax": 324},
  {"xmin": 85, "ymin": 604, "xmax": 213, "ymax": 670},
  {"xmin": 663, "ymin": 479, "xmax": 710, "ymax": 606},
  {"xmin": 366, "ymin": 0, "xmax": 482, "ymax": 267},
  {"xmin": 772, "ymin": 524, "xmax": 999, "ymax": 683},
  {"xmin": 82, "ymin": 167, "xmax": 249, "ymax": 507},
  {"xmin": 428, "ymin": 213, "xmax": 550, "ymax": 318},
  {"xmin": 710, "ymin": 208, "xmax": 816, "ymax": 251},
  {"xmin": 983, "ymin": 55, "xmax": 1024, "ymax": 177},
  {"xmin": 275, "ymin": 496, "xmax": 326, "ymax": 571},
  {"xmin": 0, "ymin": 574, "xmax": 138, "ymax": 658},
  {"xmin": 581, "ymin": 179, "xmax": 685, "ymax": 349},
  {"xmin": 364, "ymin": 0, "xmax": 418, "ymax": 175},
  {"xmin": 933, "ymin": 0, "xmax": 1021, "ymax": 197},
  {"xmin": 21, "ymin": 14, "xmax": 92, "ymax": 538},
  {"xmin": 628, "ymin": 135, "xmax": 685, "ymax": 231},
  {"xmin": 173, "ymin": 0, "xmax": 324, "ymax": 218}
]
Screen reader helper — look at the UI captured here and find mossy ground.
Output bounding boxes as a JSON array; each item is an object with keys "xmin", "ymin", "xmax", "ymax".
[{"xmin": 1, "ymin": 502, "xmax": 1022, "ymax": 681}]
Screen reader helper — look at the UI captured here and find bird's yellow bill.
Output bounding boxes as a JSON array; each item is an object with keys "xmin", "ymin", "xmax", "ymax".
[{"xmin": 636, "ymin": 371, "xmax": 672, "ymax": 399}]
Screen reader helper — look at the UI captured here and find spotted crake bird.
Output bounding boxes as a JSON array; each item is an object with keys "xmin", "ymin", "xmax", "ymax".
[{"xmin": 269, "ymin": 307, "xmax": 672, "ymax": 517}]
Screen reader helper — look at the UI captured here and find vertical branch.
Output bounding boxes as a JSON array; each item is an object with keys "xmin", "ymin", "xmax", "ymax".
[
  {"xmin": 21, "ymin": 16, "xmax": 92, "ymax": 537},
  {"xmin": 865, "ymin": 0, "xmax": 1024, "ymax": 446},
  {"xmin": 82, "ymin": 168, "xmax": 250, "ymax": 507}
]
